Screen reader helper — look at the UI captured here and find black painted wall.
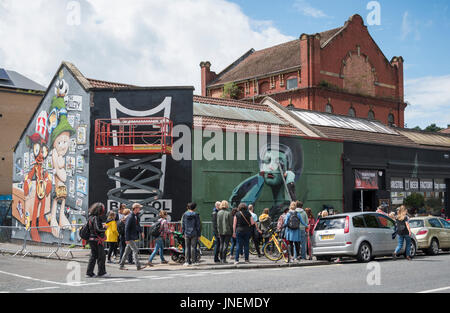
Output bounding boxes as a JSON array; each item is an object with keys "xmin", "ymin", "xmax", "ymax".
[{"xmin": 89, "ymin": 87, "xmax": 193, "ymax": 221}]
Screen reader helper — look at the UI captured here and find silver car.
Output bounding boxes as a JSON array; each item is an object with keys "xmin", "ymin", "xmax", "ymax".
[{"xmin": 312, "ymin": 212, "xmax": 417, "ymax": 262}]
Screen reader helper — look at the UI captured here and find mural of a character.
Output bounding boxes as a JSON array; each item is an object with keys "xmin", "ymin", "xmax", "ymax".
[
  {"xmin": 23, "ymin": 132, "xmax": 53, "ymax": 242},
  {"xmin": 229, "ymin": 143, "xmax": 303, "ymax": 221},
  {"xmin": 48, "ymin": 78, "xmax": 75, "ymax": 238}
]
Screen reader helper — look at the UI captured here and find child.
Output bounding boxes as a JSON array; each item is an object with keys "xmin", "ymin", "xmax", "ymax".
[{"xmin": 105, "ymin": 211, "xmax": 119, "ymax": 263}]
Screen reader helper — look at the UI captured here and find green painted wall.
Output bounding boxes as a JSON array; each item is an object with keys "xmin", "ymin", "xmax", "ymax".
[{"xmin": 192, "ymin": 129, "xmax": 343, "ymax": 221}]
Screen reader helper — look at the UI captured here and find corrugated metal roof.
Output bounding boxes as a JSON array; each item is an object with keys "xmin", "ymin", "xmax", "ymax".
[
  {"xmin": 290, "ymin": 110, "xmax": 398, "ymax": 135},
  {"xmin": 396, "ymin": 130, "xmax": 450, "ymax": 148},
  {"xmin": 194, "ymin": 101, "xmax": 288, "ymax": 125}
]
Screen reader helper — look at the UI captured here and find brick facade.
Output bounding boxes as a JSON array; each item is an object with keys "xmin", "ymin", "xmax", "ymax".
[{"xmin": 200, "ymin": 14, "xmax": 406, "ymax": 127}]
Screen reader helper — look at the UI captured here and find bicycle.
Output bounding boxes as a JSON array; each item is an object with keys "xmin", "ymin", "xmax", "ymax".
[{"xmin": 262, "ymin": 228, "xmax": 290, "ymax": 263}]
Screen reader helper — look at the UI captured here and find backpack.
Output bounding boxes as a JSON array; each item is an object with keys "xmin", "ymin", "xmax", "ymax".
[
  {"xmin": 151, "ymin": 220, "xmax": 162, "ymax": 237},
  {"xmin": 288, "ymin": 213, "xmax": 300, "ymax": 230},
  {"xmin": 79, "ymin": 220, "xmax": 91, "ymax": 241},
  {"xmin": 396, "ymin": 219, "xmax": 408, "ymax": 235}
]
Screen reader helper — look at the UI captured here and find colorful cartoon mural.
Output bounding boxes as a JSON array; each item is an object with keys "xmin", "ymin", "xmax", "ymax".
[{"xmin": 12, "ymin": 66, "xmax": 90, "ymax": 243}]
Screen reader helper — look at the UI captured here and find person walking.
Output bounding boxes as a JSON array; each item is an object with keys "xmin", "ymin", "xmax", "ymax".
[
  {"xmin": 217, "ymin": 200, "xmax": 233, "ymax": 263},
  {"xmin": 181, "ymin": 202, "xmax": 201, "ymax": 266},
  {"xmin": 105, "ymin": 211, "xmax": 119, "ymax": 264},
  {"xmin": 147, "ymin": 210, "xmax": 170, "ymax": 266},
  {"xmin": 393, "ymin": 205, "xmax": 413, "ymax": 261},
  {"xmin": 212, "ymin": 201, "xmax": 221, "ymax": 263},
  {"xmin": 118, "ymin": 208, "xmax": 133, "ymax": 264},
  {"xmin": 295, "ymin": 201, "xmax": 309, "ymax": 261},
  {"xmin": 86, "ymin": 202, "xmax": 108, "ymax": 278},
  {"xmin": 284, "ymin": 202, "xmax": 308, "ymax": 261},
  {"xmin": 233, "ymin": 203, "xmax": 259, "ymax": 264},
  {"xmin": 119, "ymin": 203, "xmax": 146, "ymax": 271},
  {"xmin": 305, "ymin": 208, "xmax": 315, "ymax": 260}
]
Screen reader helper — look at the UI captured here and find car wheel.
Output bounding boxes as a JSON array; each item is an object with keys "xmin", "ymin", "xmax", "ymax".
[
  {"xmin": 406, "ymin": 240, "xmax": 416, "ymax": 258},
  {"xmin": 357, "ymin": 242, "xmax": 372, "ymax": 263},
  {"xmin": 426, "ymin": 238, "xmax": 439, "ymax": 255}
]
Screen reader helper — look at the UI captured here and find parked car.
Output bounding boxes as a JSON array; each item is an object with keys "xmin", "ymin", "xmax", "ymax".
[
  {"xmin": 312, "ymin": 212, "xmax": 417, "ymax": 262},
  {"xmin": 409, "ymin": 216, "xmax": 450, "ymax": 255}
]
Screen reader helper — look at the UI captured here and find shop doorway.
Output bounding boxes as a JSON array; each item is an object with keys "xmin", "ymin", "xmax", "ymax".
[{"xmin": 352, "ymin": 190, "xmax": 377, "ymax": 212}]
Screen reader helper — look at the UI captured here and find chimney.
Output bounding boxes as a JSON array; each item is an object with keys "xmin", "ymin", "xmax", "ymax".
[
  {"xmin": 200, "ymin": 61, "xmax": 216, "ymax": 97},
  {"xmin": 390, "ymin": 56, "xmax": 404, "ymax": 102}
]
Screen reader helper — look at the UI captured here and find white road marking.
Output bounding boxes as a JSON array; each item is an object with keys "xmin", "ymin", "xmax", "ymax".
[
  {"xmin": 0, "ymin": 270, "xmax": 67, "ymax": 286},
  {"xmin": 151, "ymin": 277, "xmax": 174, "ymax": 280},
  {"xmin": 26, "ymin": 287, "xmax": 60, "ymax": 292},
  {"xmin": 111, "ymin": 279, "xmax": 141, "ymax": 283},
  {"xmin": 210, "ymin": 271, "xmax": 233, "ymax": 275},
  {"xmin": 418, "ymin": 286, "xmax": 450, "ymax": 293}
]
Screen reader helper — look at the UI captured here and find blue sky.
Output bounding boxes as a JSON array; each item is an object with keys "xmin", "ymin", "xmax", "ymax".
[{"xmin": 0, "ymin": 0, "xmax": 448, "ymax": 129}]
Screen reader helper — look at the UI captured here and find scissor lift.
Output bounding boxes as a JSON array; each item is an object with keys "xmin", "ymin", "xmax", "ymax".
[{"xmin": 94, "ymin": 117, "xmax": 173, "ymax": 215}]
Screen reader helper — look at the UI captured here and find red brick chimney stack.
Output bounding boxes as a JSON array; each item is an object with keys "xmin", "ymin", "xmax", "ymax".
[
  {"xmin": 390, "ymin": 56, "xmax": 404, "ymax": 102},
  {"xmin": 200, "ymin": 61, "xmax": 217, "ymax": 97}
]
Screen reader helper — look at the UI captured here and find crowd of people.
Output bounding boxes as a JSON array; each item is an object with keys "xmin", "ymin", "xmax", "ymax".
[
  {"xmin": 211, "ymin": 200, "xmax": 319, "ymax": 264},
  {"xmin": 84, "ymin": 198, "xmax": 419, "ymax": 277}
]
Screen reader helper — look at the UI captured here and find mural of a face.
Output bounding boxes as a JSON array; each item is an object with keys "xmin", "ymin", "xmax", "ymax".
[
  {"xmin": 54, "ymin": 131, "xmax": 70, "ymax": 156},
  {"xmin": 260, "ymin": 150, "xmax": 287, "ymax": 186}
]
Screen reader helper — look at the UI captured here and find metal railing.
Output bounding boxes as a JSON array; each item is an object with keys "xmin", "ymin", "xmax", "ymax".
[{"xmin": 0, "ymin": 221, "xmax": 216, "ymax": 259}]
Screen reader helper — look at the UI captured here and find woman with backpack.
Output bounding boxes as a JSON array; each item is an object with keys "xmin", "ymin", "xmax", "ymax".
[
  {"xmin": 233, "ymin": 203, "xmax": 260, "ymax": 264},
  {"xmin": 283, "ymin": 202, "xmax": 308, "ymax": 261},
  {"xmin": 147, "ymin": 210, "xmax": 170, "ymax": 266},
  {"xmin": 393, "ymin": 205, "xmax": 412, "ymax": 261},
  {"xmin": 86, "ymin": 202, "xmax": 108, "ymax": 278},
  {"xmin": 105, "ymin": 211, "xmax": 119, "ymax": 264}
]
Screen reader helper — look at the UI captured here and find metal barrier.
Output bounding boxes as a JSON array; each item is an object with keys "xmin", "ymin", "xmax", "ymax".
[{"xmin": 0, "ymin": 221, "xmax": 216, "ymax": 259}]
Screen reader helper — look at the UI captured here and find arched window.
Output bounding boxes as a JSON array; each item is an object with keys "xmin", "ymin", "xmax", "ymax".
[
  {"xmin": 388, "ymin": 113, "xmax": 395, "ymax": 126},
  {"xmin": 325, "ymin": 103, "xmax": 333, "ymax": 114},
  {"xmin": 368, "ymin": 110, "xmax": 375, "ymax": 120},
  {"xmin": 348, "ymin": 107, "xmax": 356, "ymax": 117}
]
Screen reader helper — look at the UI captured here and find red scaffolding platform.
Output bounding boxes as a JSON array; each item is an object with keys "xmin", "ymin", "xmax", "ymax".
[{"xmin": 94, "ymin": 117, "xmax": 173, "ymax": 155}]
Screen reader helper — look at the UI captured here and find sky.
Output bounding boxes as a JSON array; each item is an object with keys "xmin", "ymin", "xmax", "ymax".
[{"xmin": 0, "ymin": 0, "xmax": 448, "ymax": 129}]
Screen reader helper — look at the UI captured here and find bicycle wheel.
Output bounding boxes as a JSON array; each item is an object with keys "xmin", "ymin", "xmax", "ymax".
[
  {"xmin": 281, "ymin": 240, "xmax": 290, "ymax": 263},
  {"xmin": 263, "ymin": 241, "xmax": 283, "ymax": 261}
]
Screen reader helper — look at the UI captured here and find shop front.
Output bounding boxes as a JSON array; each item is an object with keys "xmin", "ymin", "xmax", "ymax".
[{"xmin": 343, "ymin": 142, "xmax": 450, "ymax": 216}]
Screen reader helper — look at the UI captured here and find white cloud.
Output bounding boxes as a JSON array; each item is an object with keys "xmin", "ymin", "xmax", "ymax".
[
  {"xmin": 401, "ymin": 11, "xmax": 421, "ymax": 41},
  {"xmin": 405, "ymin": 75, "xmax": 450, "ymax": 129},
  {"xmin": 293, "ymin": 0, "xmax": 328, "ymax": 18},
  {"xmin": 0, "ymin": 0, "xmax": 294, "ymax": 93}
]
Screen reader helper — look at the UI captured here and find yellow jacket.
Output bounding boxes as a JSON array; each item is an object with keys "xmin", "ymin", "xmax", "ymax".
[{"xmin": 105, "ymin": 220, "xmax": 119, "ymax": 242}]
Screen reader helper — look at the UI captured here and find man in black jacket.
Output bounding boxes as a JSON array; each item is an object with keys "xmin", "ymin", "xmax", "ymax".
[{"xmin": 119, "ymin": 203, "xmax": 146, "ymax": 271}]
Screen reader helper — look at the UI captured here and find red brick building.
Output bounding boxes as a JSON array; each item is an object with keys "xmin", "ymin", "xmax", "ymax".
[{"xmin": 200, "ymin": 14, "xmax": 406, "ymax": 127}]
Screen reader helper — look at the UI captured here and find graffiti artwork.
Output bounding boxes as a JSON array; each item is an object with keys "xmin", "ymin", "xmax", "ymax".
[
  {"xmin": 12, "ymin": 67, "xmax": 90, "ymax": 243},
  {"xmin": 229, "ymin": 139, "xmax": 304, "ymax": 220}
]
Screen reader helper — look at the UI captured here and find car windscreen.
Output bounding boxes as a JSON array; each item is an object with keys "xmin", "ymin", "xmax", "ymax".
[
  {"xmin": 409, "ymin": 220, "xmax": 424, "ymax": 228},
  {"xmin": 315, "ymin": 217, "xmax": 346, "ymax": 231}
]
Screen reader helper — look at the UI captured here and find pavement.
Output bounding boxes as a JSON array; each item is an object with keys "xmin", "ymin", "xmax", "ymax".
[{"xmin": 0, "ymin": 241, "xmax": 329, "ymax": 271}]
